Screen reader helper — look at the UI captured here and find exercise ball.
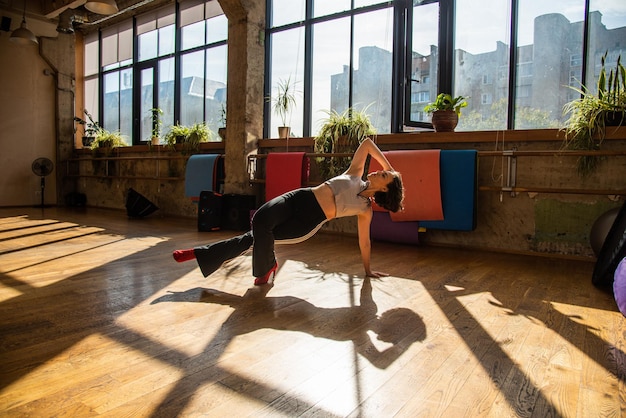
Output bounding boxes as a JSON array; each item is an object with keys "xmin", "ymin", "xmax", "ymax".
[
  {"xmin": 613, "ymin": 258, "xmax": 626, "ymax": 317},
  {"xmin": 590, "ymin": 207, "xmax": 620, "ymax": 257}
]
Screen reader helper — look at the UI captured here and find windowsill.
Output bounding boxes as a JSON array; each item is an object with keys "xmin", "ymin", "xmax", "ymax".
[
  {"xmin": 260, "ymin": 127, "xmax": 626, "ymax": 147},
  {"xmin": 73, "ymin": 141, "xmax": 225, "ymax": 154},
  {"xmin": 72, "ymin": 127, "xmax": 626, "ymax": 153}
]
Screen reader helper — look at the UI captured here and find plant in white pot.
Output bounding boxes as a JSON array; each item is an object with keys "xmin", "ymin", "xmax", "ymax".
[
  {"xmin": 149, "ymin": 107, "xmax": 163, "ymax": 145},
  {"xmin": 424, "ymin": 93, "xmax": 468, "ymax": 132},
  {"xmin": 269, "ymin": 76, "xmax": 299, "ymax": 139}
]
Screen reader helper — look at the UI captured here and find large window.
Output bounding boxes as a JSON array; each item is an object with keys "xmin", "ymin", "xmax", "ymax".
[
  {"xmin": 136, "ymin": 5, "xmax": 175, "ymax": 143},
  {"xmin": 83, "ymin": 0, "xmax": 227, "ymax": 145},
  {"xmin": 179, "ymin": 0, "xmax": 228, "ymax": 130},
  {"xmin": 100, "ymin": 20, "xmax": 133, "ymax": 140},
  {"xmin": 266, "ymin": 0, "xmax": 626, "ymax": 134},
  {"xmin": 265, "ymin": 1, "xmax": 395, "ymax": 138}
]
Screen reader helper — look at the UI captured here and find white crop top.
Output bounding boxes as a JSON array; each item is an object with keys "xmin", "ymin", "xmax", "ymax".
[{"xmin": 325, "ymin": 174, "xmax": 371, "ymax": 218}]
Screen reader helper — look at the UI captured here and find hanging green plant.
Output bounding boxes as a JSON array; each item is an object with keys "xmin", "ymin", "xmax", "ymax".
[
  {"xmin": 314, "ymin": 106, "xmax": 376, "ymax": 179},
  {"xmin": 562, "ymin": 52, "xmax": 625, "ymax": 177}
]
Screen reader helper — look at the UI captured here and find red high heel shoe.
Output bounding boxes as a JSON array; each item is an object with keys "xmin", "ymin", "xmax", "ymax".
[
  {"xmin": 173, "ymin": 249, "xmax": 195, "ymax": 263},
  {"xmin": 254, "ymin": 262, "xmax": 278, "ymax": 286}
]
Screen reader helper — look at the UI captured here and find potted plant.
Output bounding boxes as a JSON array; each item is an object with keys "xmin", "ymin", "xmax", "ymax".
[
  {"xmin": 90, "ymin": 129, "xmax": 127, "ymax": 153},
  {"xmin": 164, "ymin": 123, "xmax": 190, "ymax": 148},
  {"xmin": 218, "ymin": 103, "xmax": 226, "ymax": 140},
  {"xmin": 74, "ymin": 109, "xmax": 102, "ymax": 147},
  {"xmin": 423, "ymin": 93, "xmax": 468, "ymax": 132},
  {"xmin": 269, "ymin": 76, "xmax": 299, "ymax": 139},
  {"xmin": 314, "ymin": 106, "xmax": 376, "ymax": 178},
  {"xmin": 149, "ymin": 107, "xmax": 163, "ymax": 146},
  {"xmin": 185, "ymin": 122, "xmax": 212, "ymax": 154},
  {"xmin": 597, "ymin": 53, "xmax": 626, "ymax": 126},
  {"xmin": 165, "ymin": 122, "xmax": 212, "ymax": 155},
  {"xmin": 563, "ymin": 52, "xmax": 625, "ymax": 176},
  {"xmin": 86, "ymin": 129, "xmax": 126, "ymax": 175}
]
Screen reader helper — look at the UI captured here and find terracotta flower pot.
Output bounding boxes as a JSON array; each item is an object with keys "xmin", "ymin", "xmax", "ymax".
[
  {"xmin": 278, "ymin": 126, "xmax": 290, "ymax": 139},
  {"xmin": 431, "ymin": 110, "xmax": 458, "ymax": 132}
]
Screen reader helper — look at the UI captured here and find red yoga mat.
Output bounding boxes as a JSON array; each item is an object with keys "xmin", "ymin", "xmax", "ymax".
[
  {"xmin": 265, "ymin": 152, "xmax": 309, "ymax": 201},
  {"xmin": 370, "ymin": 150, "xmax": 443, "ymax": 222}
]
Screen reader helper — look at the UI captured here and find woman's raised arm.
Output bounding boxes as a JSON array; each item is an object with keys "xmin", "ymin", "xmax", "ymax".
[{"xmin": 345, "ymin": 137, "xmax": 393, "ymax": 177}]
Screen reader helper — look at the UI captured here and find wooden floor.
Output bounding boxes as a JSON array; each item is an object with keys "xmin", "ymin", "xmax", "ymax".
[{"xmin": 0, "ymin": 206, "xmax": 624, "ymax": 417}]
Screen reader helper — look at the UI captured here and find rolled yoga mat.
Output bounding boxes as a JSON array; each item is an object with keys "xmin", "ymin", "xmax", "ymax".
[{"xmin": 185, "ymin": 154, "xmax": 222, "ymax": 200}]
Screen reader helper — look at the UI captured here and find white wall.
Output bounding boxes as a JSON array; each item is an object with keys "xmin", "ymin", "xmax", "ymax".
[{"xmin": 0, "ymin": 11, "xmax": 58, "ymax": 206}]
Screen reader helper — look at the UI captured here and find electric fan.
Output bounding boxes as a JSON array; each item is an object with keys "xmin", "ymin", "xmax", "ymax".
[{"xmin": 32, "ymin": 157, "xmax": 54, "ymax": 208}]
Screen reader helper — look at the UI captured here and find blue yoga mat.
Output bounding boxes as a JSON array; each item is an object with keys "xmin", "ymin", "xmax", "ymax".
[
  {"xmin": 185, "ymin": 154, "xmax": 221, "ymax": 198},
  {"xmin": 420, "ymin": 150, "xmax": 477, "ymax": 231}
]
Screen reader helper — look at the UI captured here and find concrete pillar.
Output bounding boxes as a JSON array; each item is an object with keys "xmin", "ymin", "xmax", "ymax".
[
  {"xmin": 218, "ymin": 0, "xmax": 265, "ymax": 195},
  {"xmin": 38, "ymin": 33, "xmax": 76, "ymax": 205}
]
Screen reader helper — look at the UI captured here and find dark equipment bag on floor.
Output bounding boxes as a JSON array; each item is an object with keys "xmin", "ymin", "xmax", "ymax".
[{"xmin": 198, "ymin": 191, "xmax": 222, "ymax": 231}]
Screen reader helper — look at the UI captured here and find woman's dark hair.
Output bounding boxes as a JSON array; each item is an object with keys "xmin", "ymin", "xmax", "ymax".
[{"xmin": 373, "ymin": 172, "xmax": 404, "ymax": 213}]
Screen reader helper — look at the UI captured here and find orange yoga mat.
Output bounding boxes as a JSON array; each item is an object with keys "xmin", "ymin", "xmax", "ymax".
[
  {"xmin": 265, "ymin": 152, "xmax": 309, "ymax": 201},
  {"xmin": 370, "ymin": 150, "xmax": 443, "ymax": 222}
]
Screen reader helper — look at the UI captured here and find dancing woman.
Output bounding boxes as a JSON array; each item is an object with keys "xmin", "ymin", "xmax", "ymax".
[{"xmin": 173, "ymin": 137, "xmax": 404, "ymax": 285}]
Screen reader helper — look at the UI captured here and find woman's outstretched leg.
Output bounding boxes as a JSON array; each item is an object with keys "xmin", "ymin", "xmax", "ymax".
[
  {"xmin": 174, "ymin": 231, "xmax": 254, "ymax": 277},
  {"xmin": 251, "ymin": 189, "xmax": 327, "ymax": 280}
]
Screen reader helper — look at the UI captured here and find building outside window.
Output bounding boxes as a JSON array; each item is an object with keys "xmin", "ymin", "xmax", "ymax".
[{"xmin": 266, "ymin": 0, "xmax": 626, "ymax": 134}]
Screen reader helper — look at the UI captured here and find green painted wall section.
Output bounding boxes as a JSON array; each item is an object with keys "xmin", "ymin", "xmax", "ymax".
[{"xmin": 534, "ymin": 199, "xmax": 621, "ymax": 245}]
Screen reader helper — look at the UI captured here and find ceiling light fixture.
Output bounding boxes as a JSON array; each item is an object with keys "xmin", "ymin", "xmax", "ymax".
[
  {"xmin": 10, "ymin": 0, "xmax": 38, "ymax": 45},
  {"xmin": 85, "ymin": 0, "xmax": 119, "ymax": 15}
]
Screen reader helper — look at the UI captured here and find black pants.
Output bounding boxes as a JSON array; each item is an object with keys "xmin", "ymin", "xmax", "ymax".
[{"xmin": 194, "ymin": 188, "xmax": 327, "ymax": 278}]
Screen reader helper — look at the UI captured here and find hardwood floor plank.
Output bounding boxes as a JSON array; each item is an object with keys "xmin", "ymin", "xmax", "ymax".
[{"xmin": 0, "ymin": 207, "xmax": 624, "ymax": 417}]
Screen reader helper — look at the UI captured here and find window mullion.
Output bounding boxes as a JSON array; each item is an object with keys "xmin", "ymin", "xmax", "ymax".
[
  {"xmin": 131, "ymin": 17, "xmax": 139, "ymax": 144},
  {"xmin": 303, "ymin": 0, "xmax": 313, "ymax": 137},
  {"xmin": 393, "ymin": 0, "xmax": 407, "ymax": 133},
  {"xmin": 173, "ymin": 0, "xmax": 182, "ymax": 129},
  {"xmin": 507, "ymin": 0, "xmax": 518, "ymax": 130},
  {"xmin": 580, "ymin": 0, "xmax": 591, "ymax": 95},
  {"xmin": 438, "ymin": 0, "xmax": 453, "ymax": 94}
]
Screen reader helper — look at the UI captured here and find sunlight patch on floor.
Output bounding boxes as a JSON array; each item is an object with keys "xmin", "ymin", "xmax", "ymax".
[
  {"xmin": 0, "ymin": 332, "xmax": 182, "ymax": 414},
  {"xmin": 117, "ymin": 268, "xmax": 236, "ymax": 357},
  {"xmin": 453, "ymin": 293, "xmax": 618, "ymax": 418},
  {"xmin": 0, "ymin": 285, "xmax": 22, "ymax": 302}
]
